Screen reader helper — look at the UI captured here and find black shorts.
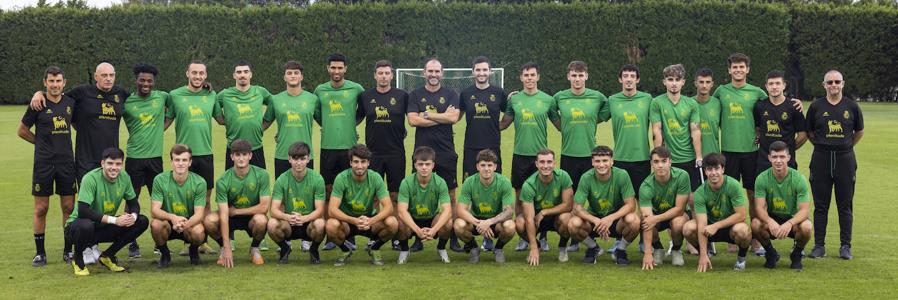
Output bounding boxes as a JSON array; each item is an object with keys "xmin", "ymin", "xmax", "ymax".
[
  {"xmin": 228, "ymin": 215, "xmax": 257, "ymax": 237},
  {"xmin": 656, "ymin": 220, "xmax": 672, "ymax": 232},
  {"xmin": 286, "ymin": 224, "xmax": 313, "ymax": 241},
  {"xmin": 347, "ymin": 222, "xmax": 377, "ymax": 239},
  {"xmin": 274, "ymin": 158, "xmax": 315, "ymax": 179},
  {"xmin": 370, "ymin": 153, "xmax": 405, "ymax": 193},
  {"xmin": 588, "ymin": 218, "xmax": 623, "ymax": 239},
  {"xmin": 125, "ymin": 157, "xmax": 163, "ymax": 195},
  {"xmin": 615, "ymin": 160, "xmax": 650, "ymax": 198},
  {"xmin": 723, "ymin": 151, "xmax": 757, "ymax": 190},
  {"xmin": 468, "ymin": 222, "xmax": 501, "ymax": 236},
  {"xmin": 707, "ymin": 225, "xmax": 736, "ymax": 243},
  {"xmin": 75, "ymin": 160, "xmax": 100, "ymax": 185},
  {"xmin": 769, "ymin": 215, "xmax": 798, "ymax": 239},
  {"xmin": 320, "ymin": 149, "xmax": 350, "ymax": 185},
  {"xmin": 191, "ymin": 155, "xmax": 215, "ymax": 190},
  {"xmin": 434, "ymin": 151, "xmax": 458, "ymax": 189},
  {"xmin": 536, "ymin": 215, "xmax": 560, "ymax": 233},
  {"xmin": 164, "ymin": 221, "xmax": 190, "ymax": 242},
  {"xmin": 672, "ymin": 161, "xmax": 701, "ymax": 191},
  {"xmin": 511, "ymin": 154, "xmax": 538, "ymax": 189},
  {"xmin": 32, "ymin": 161, "xmax": 77, "ymax": 196},
  {"xmin": 463, "ymin": 147, "xmax": 502, "ymax": 179},
  {"xmin": 755, "ymin": 150, "xmax": 798, "ymax": 175},
  {"xmin": 225, "ymin": 147, "xmax": 266, "ymax": 170},
  {"xmin": 412, "ymin": 218, "xmax": 436, "ymax": 230},
  {"xmin": 561, "ymin": 155, "xmax": 592, "ymax": 190}
]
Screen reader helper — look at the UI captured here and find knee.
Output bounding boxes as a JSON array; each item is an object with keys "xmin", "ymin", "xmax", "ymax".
[
  {"xmin": 34, "ymin": 203, "xmax": 49, "ymax": 217},
  {"xmin": 733, "ymin": 223, "xmax": 751, "ymax": 241},
  {"xmin": 252, "ymin": 214, "xmax": 268, "ymax": 228},
  {"xmin": 568, "ymin": 217, "xmax": 583, "ymax": 232},
  {"xmin": 453, "ymin": 219, "xmax": 468, "ymax": 232},
  {"xmin": 135, "ymin": 215, "xmax": 150, "ymax": 229},
  {"xmin": 204, "ymin": 214, "xmax": 219, "ymax": 227},
  {"xmin": 625, "ymin": 213, "xmax": 639, "ymax": 227},
  {"xmin": 683, "ymin": 220, "xmax": 697, "ymax": 237},
  {"xmin": 799, "ymin": 220, "xmax": 813, "ymax": 235},
  {"xmin": 151, "ymin": 219, "xmax": 168, "ymax": 232},
  {"xmin": 325, "ymin": 219, "xmax": 341, "ymax": 233},
  {"xmin": 384, "ymin": 216, "xmax": 399, "ymax": 231},
  {"xmin": 311, "ymin": 218, "xmax": 326, "ymax": 232},
  {"xmin": 750, "ymin": 218, "xmax": 763, "ymax": 233},
  {"xmin": 514, "ymin": 216, "xmax": 525, "ymax": 232},
  {"xmin": 671, "ymin": 216, "xmax": 686, "ymax": 229},
  {"xmin": 501, "ymin": 220, "xmax": 516, "ymax": 234},
  {"xmin": 266, "ymin": 219, "xmax": 280, "ymax": 233}
]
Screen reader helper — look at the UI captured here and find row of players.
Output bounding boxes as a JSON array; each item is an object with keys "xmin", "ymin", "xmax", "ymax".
[
  {"xmin": 63, "ymin": 139, "xmax": 810, "ymax": 275},
  {"xmin": 20, "ymin": 52, "xmax": 862, "ymax": 271}
]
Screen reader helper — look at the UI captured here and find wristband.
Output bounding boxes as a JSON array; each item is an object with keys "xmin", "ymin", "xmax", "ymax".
[{"xmin": 105, "ymin": 216, "xmax": 117, "ymax": 225}]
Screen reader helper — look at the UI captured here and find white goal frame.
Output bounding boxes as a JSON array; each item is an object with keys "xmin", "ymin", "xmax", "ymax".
[{"xmin": 394, "ymin": 68, "xmax": 505, "ymax": 90}]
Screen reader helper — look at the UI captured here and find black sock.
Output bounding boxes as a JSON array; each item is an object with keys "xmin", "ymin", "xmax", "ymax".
[
  {"xmin": 188, "ymin": 245, "xmax": 199, "ymax": 255},
  {"xmin": 558, "ymin": 237, "xmax": 569, "ymax": 248},
  {"xmin": 761, "ymin": 240, "xmax": 777, "ymax": 254},
  {"xmin": 399, "ymin": 239, "xmax": 410, "ymax": 251},
  {"xmin": 34, "ymin": 234, "xmax": 46, "ymax": 255},
  {"xmin": 74, "ymin": 251, "xmax": 85, "ymax": 268},
  {"xmin": 214, "ymin": 238, "xmax": 224, "ymax": 248},
  {"xmin": 495, "ymin": 238, "xmax": 508, "ymax": 250},
  {"xmin": 538, "ymin": 231, "xmax": 547, "ymax": 240},
  {"xmin": 437, "ymin": 238, "xmax": 448, "ymax": 250},
  {"xmin": 672, "ymin": 243, "xmax": 682, "ymax": 251},
  {"xmin": 277, "ymin": 241, "xmax": 290, "ymax": 255},
  {"xmin": 251, "ymin": 239, "xmax": 261, "ymax": 248},
  {"xmin": 652, "ymin": 240, "xmax": 663, "ymax": 250},
  {"xmin": 310, "ymin": 242, "xmax": 321, "ymax": 255},
  {"xmin": 371, "ymin": 240, "xmax": 386, "ymax": 250},
  {"xmin": 158, "ymin": 244, "xmax": 170, "ymax": 256},
  {"xmin": 737, "ymin": 246, "xmax": 749, "ymax": 258},
  {"xmin": 63, "ymin": 234, "xmax": 72, "ymax": 254},
  {"xmin": 338, "ymin": 242, "xmax": 351, "ymax": 252},
  {"xmin": 792, "ymin": 245, "xmax": 804, "ymax": 256}
]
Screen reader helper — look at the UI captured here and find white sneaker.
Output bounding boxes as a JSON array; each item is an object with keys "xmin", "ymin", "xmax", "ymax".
[
  {"xmin": 83, "ymin": 245, "xmax": 100, "ymax": 265},
  {"xmin": 608, "ymin": 240, "xmax": 620, "ymax": 254},
  {"xmin": 397, "ymin": 251, "xmax": 410, "ymax": 264},
  {"xmin": 438, "ymin": 249, "xmax": 450, "ymax": 263},
  {"xmin": 733, "ymin": 259, "xmax": 746, "ymax": 271},
  {"xmin": 666, "ymin": 241, "xmax": 674, "ymax": 256},
  {"xmin": 653, "ymin": 250, "xmax": 665, "ymax": 265},
  {"xmin": 514, "ymin": 240, "xmax": 529, "ymax": 251},
  {"xmin": 671, "ymin": 251, "xmax": 684, "ymax": 266},
  {"xmin": 558, "ymin": 248, "xmax": 569, "ymax": 262},
  {"xmin": 301, "ymin": 240, "xmax": 311, "ymax": 252}
]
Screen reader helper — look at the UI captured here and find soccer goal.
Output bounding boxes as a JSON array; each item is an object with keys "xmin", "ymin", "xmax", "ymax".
[{"xmin": 395, "ymin": 68, "xmax": 505, "ymax": 91}]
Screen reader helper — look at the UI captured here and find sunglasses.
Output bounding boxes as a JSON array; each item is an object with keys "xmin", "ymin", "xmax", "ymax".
[{"xmin": 825, "ymin": 80, "xmax": 843, "ymax": 85}]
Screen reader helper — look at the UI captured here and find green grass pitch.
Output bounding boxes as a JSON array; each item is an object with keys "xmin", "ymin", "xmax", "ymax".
[{"xmin": 0, "ymin": 102, "xmax": 895, "ymax": 298}]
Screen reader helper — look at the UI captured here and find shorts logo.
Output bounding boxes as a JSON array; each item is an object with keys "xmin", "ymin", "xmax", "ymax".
[
  {"xmin": 101, "ymin": 103, "xmax": 116, "ymax": 115},
  {"xmin": 766, "ymin": 120, "xmax": 781, "ymax": 133},
  {"xmin": 237, "ymin": 104, "xmax": 253, "ymax": 115},
  {"xmin": 53, "ymin": 116, "xmax": 67, "ymax": 129},
  {"xmin": 139, "ymin": 112, "xmax": 154, "ymax": 124},
  {"xmin": 474, "ymin": 102, "xmax": 489, "ymax": 115},
  {"xmin": 329, "ymin": 100, "xmax": 344, "ymax": 112},
  {"xmin": 728, "ymin": 102, "xmax": 744, "ymax": 114},
  {"xmin": 623, "ymin": 112, "xmax": 638, "ymax": 124},
  {"xmin": 375, "ymin": 106, "xmax": 390, "ymax": 119},
  {"xmin": 287, "ymin": 111, "xmax": 301, "ymax": 122},
  {"xmin": 828, "ymin": 120, "xmax": 843, "ymax": 133},
  {"xmin": 34, "ymin": 184, "xmax": 40, "ymax": 192}
]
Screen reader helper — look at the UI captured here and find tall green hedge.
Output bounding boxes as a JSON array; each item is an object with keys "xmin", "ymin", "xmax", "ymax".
[{"xmin": 0, "ymin": 2, "xmax": 893, "ymax": 103}]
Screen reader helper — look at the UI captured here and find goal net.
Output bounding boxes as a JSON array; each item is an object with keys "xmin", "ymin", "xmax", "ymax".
[{"xmin": 395, "ymin": 68, "xmax": 505, "ymax": 92}]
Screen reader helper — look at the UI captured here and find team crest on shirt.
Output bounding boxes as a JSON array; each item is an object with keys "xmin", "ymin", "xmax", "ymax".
[
  {"xmin": 248, "ymin": 182, "xmax": 256, "ymax": 190},
  {"xmin": 66, "ymin": 106, "xmax": 72, "ymax": 115},
  {"xmin": 114, "ymin": 95, "xmax": 120, "ymax": 103},
  {"xmin": 843, "ymin": 110, "xmax": 850, "ymax": 119},
  {"xmin": 390, "ymin": 97, "xmax": 396, "ymax": 106},
  {"xmin": 552, "ymin": 188, "xmax": 559, "ymax": 197},
  {"xmin": 489, "ymin": 94, "xmax": 496, "ymax": 102},
  {"xmin": 342, "ymin": 91, "xmax": 349, "ymax": 97},
  {"xmin": 439, "ymin": 97, "xmax": 445, "ymax": 104},
  {"xmin": 152, "ymin": 101, "xmax": 159, "ymax": 108},
  {"xmin": 763, "ymin": 111, "xmax": 769, "ymax": 117},
  {"xmin": 201, "ymin": 96, "xmax": 208, "ymax": 103},
  {"xmin": 782, "ymin": 112, "xmax": 789, "ymax": 121}
]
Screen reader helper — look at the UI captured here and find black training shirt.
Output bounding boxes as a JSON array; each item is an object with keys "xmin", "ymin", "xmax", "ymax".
[
  {"xmin": 753, "ymin": 97, "xmax": 806, "ymax": 155},
  {"xmin": 459, "ymin": 85, "xmax": 507, "ymax": 150},
  {"xmin": 21, "ymin": 93, "xmax": 76, "ymax": 163},
  {"xmin": 806, "ymin": 96, "xmax": 864, "ymax": 151},
  {"xmin": 68, "ymin": 84, "xmax": 129, "ymax": 164},
  {"xmin": 358, "ymin": 87, "xmax": 408, "ymax": 155},
  {"xmin": 407, "ymin": 86, "xmax": 459, "ymax": 153}
]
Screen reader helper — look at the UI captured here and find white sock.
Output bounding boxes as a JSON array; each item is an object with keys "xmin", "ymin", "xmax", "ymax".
[
  {"xmin": 582, "ymin": 238, "xmax": 597, "ymax": 249},
  {"xmin": 618, "ymin": 239, "xmax": 631, "ymax": 251}
]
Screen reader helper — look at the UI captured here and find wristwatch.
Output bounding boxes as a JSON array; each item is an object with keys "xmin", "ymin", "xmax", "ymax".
[{"xmin": 423, "ymin": 111, "xmax": 430, "ymax": 119}]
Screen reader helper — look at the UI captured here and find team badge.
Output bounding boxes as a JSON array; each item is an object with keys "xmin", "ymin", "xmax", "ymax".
[
  {"xmin": 489, "ymin": 94, "xmax": 496, "ymax": 102},
  {"xmin": 390, "ymin": 97, "xmax": 396, "ymax": 106},
  {"xmin": 763, "ymin": 111, "xmax": 769, "ymax": 117},
  {"xmin": 439, "ymin": 97, "xmax": 445, "ymax": 104},
  {"xmin": 66, "ymin": 106, "xmax": 72, "ymax": 115},
  {"xmin": 114, "ymin": 95, "xmax": 120, "ymax": 103},
  {"xmin": 342, "ymin": 91, "xmax": 349, "ymax": 97},
  {"xmin": 781, "ymin": 112, "xmax": 789, "ymax": 120},
  {"xmin": 201, "ymin": 96, "xmax": 208, "ymax": 103},
  {"xmin": 421, "ymin": 97, "xmax": 426, "ymax": 103},
  {"xmin": 843, "ymin": 110, "xmax": 850, "ymax": 119}
]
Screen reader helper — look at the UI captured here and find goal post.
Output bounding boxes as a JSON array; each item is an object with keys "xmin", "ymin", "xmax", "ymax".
[{"xmin": 395, "ymin": 68, "xmax": 505, "ymax": 91}]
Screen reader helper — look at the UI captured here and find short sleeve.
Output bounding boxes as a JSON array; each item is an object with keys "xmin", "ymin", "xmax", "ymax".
[
  {"xmin": 754, "ymin": 174, "xmax": 768, "ymax": 199},
  {"xmin": 193, "ymin": 179, "xmax": 207, "ymax": 207},
  {"xmin": 504, "ymin": 98, "xmax": 516, "ymax": 117},
  {"xmin": 437, "ymin": 180, "xmax": 451, "ymax": 205},
  {"xmin": 263, "ymin": 98, "xmax": 275, "ymax": 123},
  {"xmin": 618, "ymin": 170, "xmax": 636, "ymax": 199},
  {"xmin": 500, "ymin": 178, "xmax": 515, "ymax": 207},
  {"xmin": 374, "ymin": 176, "xmax": 389, "ymax": 200},
  {"xmin": 331, "ymin": 174, "xmax": 346, "ymax": 199},
  {"xmin": 313, "ymin": 175, "xmax": 326, "ymax": 202},
  {"xmin": 258, "ymin": 170, "xmax": 271, "ymax": 197},
  {"xmin": 150, "ymin": 175, "xmax": 165, "ymax": 202},
  {"xmin": 457, "ymin": 179, "xmax": 472, "ymax": 205},
  {"xmin": 573, "ymin": 174, "xmax": 590, "ymax": 205},
  {"xmin": 650, "ymin": 99, "xmax": 662, "ymax": 123},
  {"xmin": 215, "ymin": 177, "xmax": 228, "ymax": 204},
  {"xmin": 729, "ymin": 181, "xmax": 748, "ymax": 208},
  {"xmin": 212, "ymin": 93, "xmax": 223, "ymax": 118},
  {"xmin": 638, "ymin": 181, "xmax": 654, "ymax": 208},
  {"xmin": 796, "ymin": 174, "xmax": 811, "ymax": 203},
  {"xmin": 397, "ymin": 179, "xmax": 411, "ymax": 204},
  {"xmin": 164, "ymin": 93, "xmax": 175, "ymax": 119},
  {"xmin": 689, "ymin": 100, "xmax": 700, "ymax": 124},
  {"xmin": 676, "ymin": 172, "xmax": 691, "ymax": 195},
  {"xmin": 519, "ymin": 180, "xmax": 536, "ymax": 203},
  {"xmin": 271, "ymin": 176, "xmax": 286, "ymax": 202},
  {"xmin": 693, "ymin": 188, "xmax": 707, "ymax": 214},
  {"xmin": 21, "ymin": 106, "xmax": 38, "ymax": 127},
  {"xmin": 853, "ymin": 102, "xmax": 864, "ymax": 131}
]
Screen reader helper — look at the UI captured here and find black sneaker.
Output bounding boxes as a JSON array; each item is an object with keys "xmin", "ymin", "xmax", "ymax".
[
  {"xmin": 278, "ymin": 245, "xmax": 292, "ymax": 265},
  {"xmin": 582, "ymin": 247, "xmax": 599, "ymax": 264},
  {"xmin": 32, "ymin": 254, "xmax": 47, "ymax": 267},
  {"xmin": 839, "ymin": 245, "xmax": 853, "ymax": 260},
  {"xmin": 410, "ymin": 238, "xmax": 424, "ymax": 252},
  {"xmin": 790, "ymin": 250, "xmax": 803, "ymax": 270},
  {"xmin": 188, "ymin": 246, "xmax": 201, "ymax": 265},
  {"xmin": 63, "ymin": 251, "xmax": 73, "ymax": 264},
  {"xmin": 309, "ymin": 249, "xmax": 321, "ymax": 265},
  {"xmin": 391, "ymin": 240, "xmax": 400, "ymax": 251},
  {"xmin": 764, "ymin": 250, "xmax": 780, "ymax": 269},
  {"xmin": 614, "ymin": 249, "xmax": 630, "ymax": 266},
  {"xmin": 809, "ymin": 245, "xmax": 825, "ymax": 258},
  {"xmin": 128, "ymin": 242, "xmax": 141, "ymax": 258},
  {"xmin": 158, "ymin": 252, "xmax": 171, "ymax": 268}
]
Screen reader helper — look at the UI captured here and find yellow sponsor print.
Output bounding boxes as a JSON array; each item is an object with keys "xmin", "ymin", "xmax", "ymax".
[
  {"xmin": 329, "ymin": 100, "xmax": 344, "ymax": 112},
  {"xmin": 53, "ymin": 116, "xmax": 67, "ymax": 129},
  {"xmin": 103, "ymin": 200, "xmax": 116, "ymax": 214},
  {"xmin": 772, "ymin": 197, "xmax": 787, "ymax": 211},
  {"xmin": 139, "ymin": 112, "xmax": 153, "ymax": 124},
  {"xmin": 521, "ymin": 109, "xmax": 535, "ymax": 122},
  {"xmin": 474, "ymin": 102, "xmax": 489, "ymax": 114},
  {"xmin": 351, "ymin": 200, "xmax": 366, "ymax": 212},
  {"xmin": 478, "ymin": 202, "xmax": 493, "ymax": 214},
  {"xmin": 375, "ymin": 106, "xmax": 390, "ymax": 119},
  {"xmin": 623, "ymin": 112, "xmax": 638, "ymax": 123},
  {"xmin": 172, "ymin": 202, "xmax": 188, "ymax": 215},
  {"xmin": 828, "ymin": 120, "xmax": 843, "ymax": 133},
  {"xmin": 189, "ymin": 105, "xmax": 203, "ymax": 116},
  {"xmin": 287, "ymin": 111, "xmax": 301, "ymax": 122},
  {"xmin": 415, "ymin": 204, "xmax": 431, "ymax": 216},
  {"xmin": 235, "ymin": 195, "xmax": 251, "ymax": 206},
  {"xmin": 766, "ymin": 120, "xmax": 781, "ymax": 133},
  {"xmin": 728, "ymin": 102, "xmax": 743, "ymax": 114},
  {"xmin": 101, "ymin": 103, "xmax": 116, "ymax": 115}
]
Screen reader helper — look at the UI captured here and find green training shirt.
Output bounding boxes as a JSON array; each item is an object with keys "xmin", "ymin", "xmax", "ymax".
[
  {"xmin": 552, "ymin": 89, "xmax": 607, "ymax": 157},
  {"xmin": 458, "ymin": 173, "xmax": 514, "ymax": 219},
  {"xmin": 519, "ymin": 168, "xmax": 572, "ymax": 213},
  {"xmin": 693, "ymin": 175, "xmax": 747, "ymax": 224},
  {"xmin": 332, "ymin": 169, "xmax": 389, "ymax": 217},
  {"xmin": 314, "ymin": 80, "xmax": 364, "ymax": 150},
  {"xmin": 264, "ymin": 90, "xmax": 319, "ymax": 160},
  {"xmin": 638, "ymin": 167, "xmax": 691, "ymax": 215},
  {"xmin": 124, "ymin": 90, "xmax": 168, "ymax": 158},
  {"xmin": 505, "ymin": 90, "xmax": 557, "ymax": 156},
  {"xmin": 574, "ymin": 167, "xmax": 635, "ymax": 218},
  {"xmin": 272, "ymin": 169, "xmax": 326, "ymax": 215},
  {"xmin": 214, "ymin": 85, "xmax": 271, "ymax": 150},
  {"xmin": 167, "ymin": 86, "xmax": 217, "ymax": 156},
  {"xmin": 713, "ymin": 83, "xmax": 767, "ymax": 152},
  {"xmin": 696, "ymin": 96, "xmax": 722, "ymax": 156},
  {"xmin": 650, "ymin": 94, "xmax": 700, "ymax": 163},
  {"xmin": 66, "ymin": 168, "xmax": 136, "ymax": 226},
  {"xmin": 605, "ymin": 91, "xmax": 653, "ymax": 162},
  {"xmin": 754, "ymin": 168, "xmax": 810, "ymax": 219},
  {"xmin": 215, "ymin": 165, "xmax": 271, "ymax": 208},
  {"xmin": 151, "ymin": 171, "xmax": 207, "ymax": 217},
  {"xmin": 398, "ymin": 173, "xmax": 450, "ymax": 219}
]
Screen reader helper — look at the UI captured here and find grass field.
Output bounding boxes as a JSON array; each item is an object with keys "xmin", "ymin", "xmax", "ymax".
[{"xmin": 0, "ymin": 102, "xmax": 895, "ymax": 299}]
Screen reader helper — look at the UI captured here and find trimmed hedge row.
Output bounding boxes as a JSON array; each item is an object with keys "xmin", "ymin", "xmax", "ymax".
[{"xmin": 0, "ymin": 2, "xmax": 893, "ymax": 103}]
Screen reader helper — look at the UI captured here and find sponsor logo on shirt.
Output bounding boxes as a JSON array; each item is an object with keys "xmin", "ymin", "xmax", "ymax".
[
  {"xmin": 374, "ymin": 106, "xmax": 391, "ymax": 123},
  {"xmin": 826, "ymin": 120, "xmax": 845, "ymax": 138}
]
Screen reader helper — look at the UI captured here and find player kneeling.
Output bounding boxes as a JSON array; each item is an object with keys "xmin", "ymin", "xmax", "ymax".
[
  {"xmin": 567, "ymin": 146, "xmax": 640, "ymax": 265},
  {"xmin": 65, "ymin": 148, "xmax": 149, "ymax": 276},
  {"xmin": 395, "ymin": 146, "xmax": 453, "ymax": 264},
  {"xmin": 150, "ymin": 144, "xmax": 207, "ymax": 268},
  {"xmin": 751, "ymin": 141, "xmax": 812, "ymax": 269},
  {"xmin": 517, "ymin": 149, "xmax": 574, "ymax": 265},
  {"xmin": 204, "ymin": 139, "xmax": 271, "ymax": 267},
  {"xmin": 684, "ymin": 153, "xmax": 751, "ymax": 272},
  {"xmin": 267, "ymin": 142, "xmax": 327, "ymax": 265},
  {"xmin": 639, "ymin": 147, "xmax": 690, "ymax": 269},
  {"xmin": 454, "ymin": 149, "xmax": 516, "ymax": 264},
  {"xmin": 325, "ymin": 144, "xmax": 398, "ymax": 266}
]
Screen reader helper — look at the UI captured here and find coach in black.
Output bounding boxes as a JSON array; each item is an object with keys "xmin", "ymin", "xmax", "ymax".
[
  {"xmin": 459, "ymin": 56, "xmax": 508, "ymax": 179},
  {"xmin": 806, "ymin": 70, "xmax": 863, "ymax": 260},
  {"xmin": 753, "ymin": 70, "xmax": 807, "ymax": 172},
  {"xmin": 31, "ymin": 62, "xmax": 129, "ymax": 182},
  {"xmin": 358, "ymin": 60, "xmax": 408, "ymax": 204}
]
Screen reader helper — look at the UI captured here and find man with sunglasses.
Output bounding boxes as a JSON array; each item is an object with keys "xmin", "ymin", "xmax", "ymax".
[{"xmin": 806, "ymin": 70, "xmax": 863, "ymax": 260}]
